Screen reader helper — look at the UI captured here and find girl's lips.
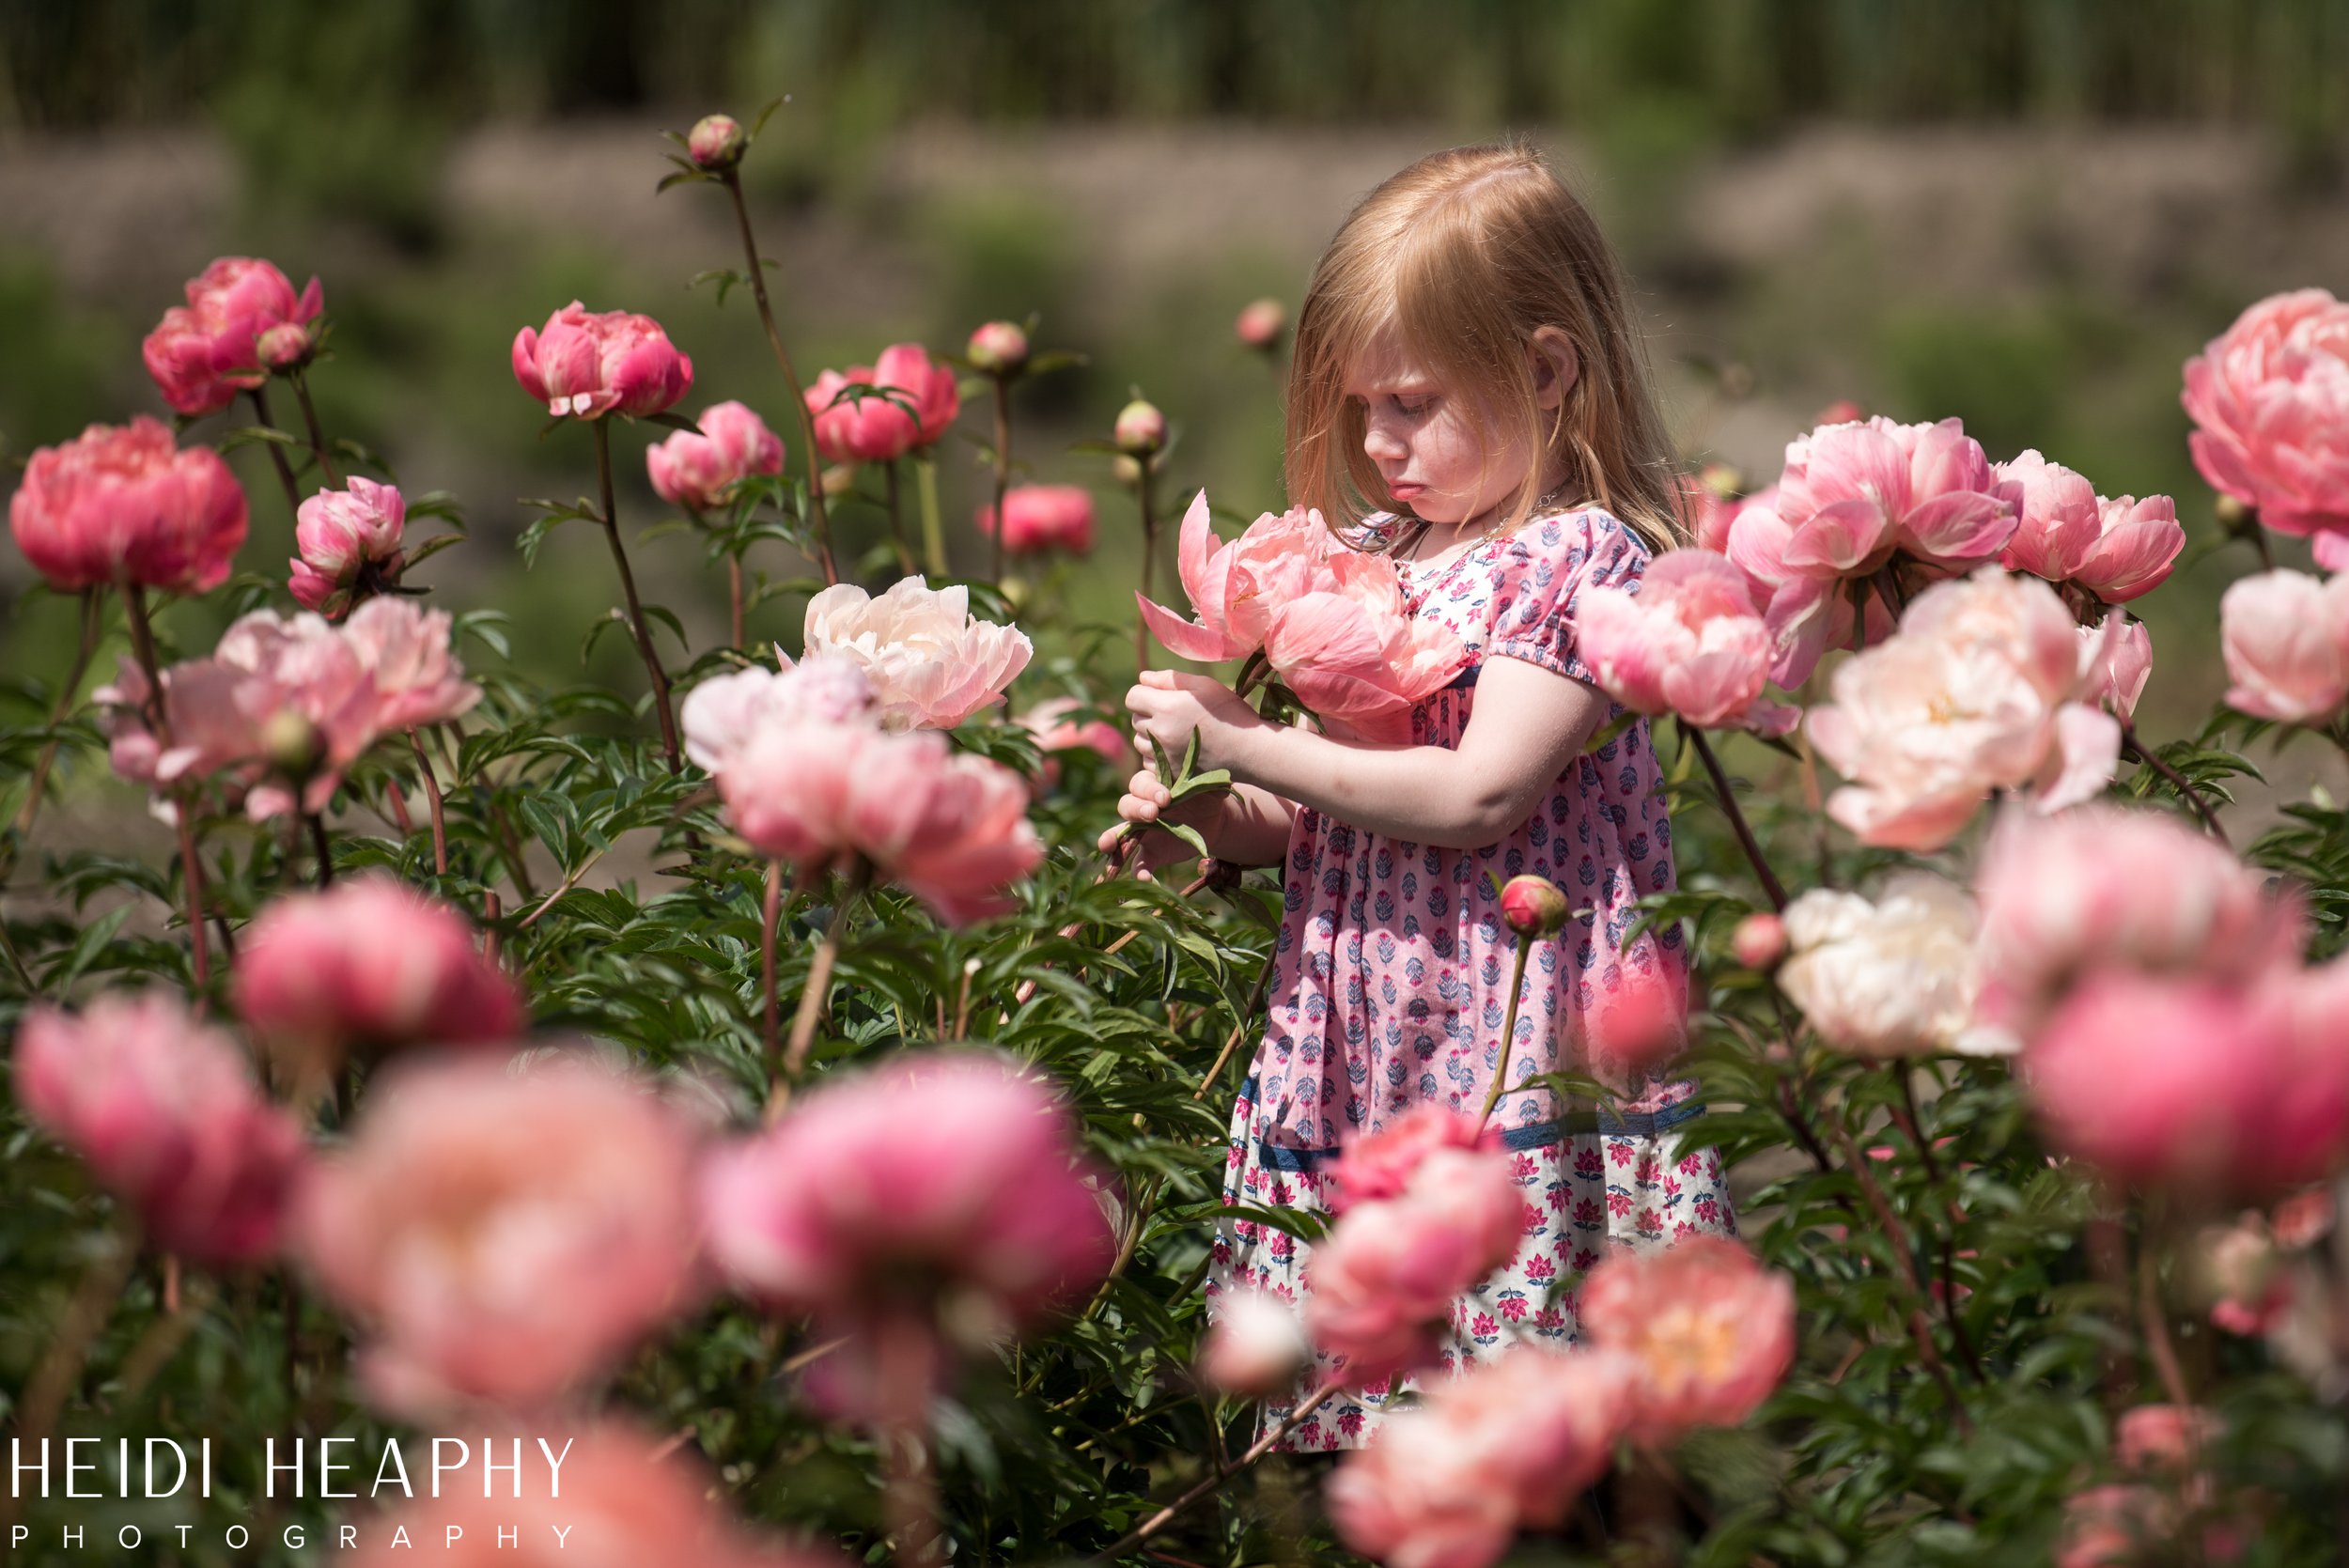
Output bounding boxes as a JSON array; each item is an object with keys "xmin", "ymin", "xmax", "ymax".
[{"xmin": 1386, "ymin": 481, "xmax": 1424, "ymax": 501}]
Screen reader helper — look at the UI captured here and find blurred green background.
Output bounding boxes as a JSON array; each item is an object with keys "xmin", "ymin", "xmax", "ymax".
[{"xmin": 4, "ymin": 0, "xmax": 2348, "ymax": 744}]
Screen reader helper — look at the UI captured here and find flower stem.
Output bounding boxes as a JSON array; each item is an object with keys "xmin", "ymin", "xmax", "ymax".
[
  {"xmin": 1091, "ymin": 1380, "xmax": 1342, "ymax": 1560},
  {"xmin": 1682, "ymin": 721, "xmax": 1788, "ymax": 911},
  {"xmin": 0, "ymin": 1228, "xmax": 137, "ymax": 1538},
  {"xmin": 988, "ymin": 378, "xmax": 1012, "ymax": 587},
  {"xmin": 727, "ymin": 553, "xmax": 746, "ymax": 650},
  {"xmin": 876, "ymin": 1310, "xmax": 944, "ymax": 1568},
  {"xmin": 915, "ymin": 455, "xmax": 946, "ymax": 577},
  {"xmin": 760, "ymin": 858, "xmax": 784, "ymax": 1073},
  {"xmin": 409, "ymin": 730, "xmax": 448, "ymax": 876},
  {"xmin": 883, "ymin": 458, "xmax": 915, "ymax": 574},
  {"xmin": 720, "ymin": 169, "xmax": 837, "ymax": 586},
  {"xmin": 118, "ymin": 582, "xmax": 210, "ymax": 990},
  {"xmin": 288, "ymin": 369, "xmax": 339, "ymax": 485},
  {"xmin": 243, "ymin": 386, "xmax": 303, "ymax": 518},
  {"xmin": 2137, "ymin": 1201, "xmax": 2195, "ymax": 1409},
  {"xmin": 1476, "ymin": 934, "xmax": 1535, "ymax": 1133},
  {"xmin": 307, "ymin": 814, "xmax": 334, "ymax": 888},
  {"xmin": 1134, "ymin": 458, "xmax": 1157, "ymax": 675},
  {"xmin": 1194, "ymin": 953, "xmax": 1277, "ymax": 1101},
  {"xmin": 590, "ymin": 417, "xmax": 682, "ymax": 773},
  {"xmin": 2122, "ymin": 725, "xmax": 2228, "ymax": 845},
  {"xmin": 777, "ymin": 861, "xmax": 869, "ymax": 1110},
  {"xmin": 1830, "ymin": 1114, "xmax": 1982, "ymax": 1422}
]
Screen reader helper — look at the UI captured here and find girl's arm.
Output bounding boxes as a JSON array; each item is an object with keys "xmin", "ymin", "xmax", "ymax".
[{"xmin": 1124, "ymin": 657, "xmax": 1613, "ymax": 850}]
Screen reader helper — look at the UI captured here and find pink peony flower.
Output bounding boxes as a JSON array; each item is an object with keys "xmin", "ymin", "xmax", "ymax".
[
  {"xmin": 348, "ymin": 1421, "xmax": 833, "ymax": 1568},
  {"xmin": 10, "ymin": 417, "xmax": 248, "ymax": 594},
  {"xmin": 1327, "ymin": 1349, "xmax": 1636, "ymax": 1568},
  {"xmin": 1498, "ymin": 874, "xmax": 1570, "ymax": 938},
  {"xmin": 2219, "ymin": 567, "xmax": 2349, "ymax": 722},
  {"xmin": 978, "ymin": 483, "xmax": 1097, "ymax": 556},
  {"xmin": 1016, "ymin": 696, "xmax": 1132, "ymax": 791},
  {"xmin": 1773, "ymin": 415, "xmax": 2020, "ymax": 580},
  {"xmin": 687, "ymin": 113, "xmax": 746, "ymax": 170},
  {"xmin": 2183, "ymin": 288, "xmax": 2349, "ymax": 561},
  {"xmin": 1304, "ymin": 1147, "xmax": 1528, "ymax": 1387},
  {"xmin": 1973, "ymin": 805, "xmax": 2303, "ymax": 1036},
  {"xmin": 235, "ymin": 876, "xmax": 524, "ymax": 1071},
  {"xmin": 1992, "ymin": 450, "xmax": 2186, "ymax": 605},
  {"xmin": 288, "ymin": 476, "xmax": 406, "ymax": 616},
  {"xmin": 339, "ymin": 597, "xmax": 484, "ymax": 734},
  {"xmin": 512, "ymin": 302, "xmax": 693, "ymax": 420},
  {"xmin": 804, "ymin": 345, "xmax": 960, "ymax": 463},
  {"xmin": 680, "ymin": 654, "xmax": 875, "ymax": 772},
  {"xmin": 1236, "ymin": 299, "xmax": 1286, "ymax": 350},
  {"xmin": 2075, "ymin": 492, "xmax": 2186, "ymax": 603},
  {"xmin": 294, "ymin": 1053, "xmax": 704, "ymax": 1418},
  {"xmin": 966, "ymin": 320, "xmax": 1030, "ymax": 376},
  {"xmin": 2197, "ymin": 1216, "xmax": 2293, "ymax": 1336},
  {"xmin": 1731, "ymin": 912, "xmax": 1786, "ymax": 969},
  {"xmin": 2082, "ymin": 616, "xmax": 2153, "ymax": 724},
  {"xmin": 141, "ymin": 256, "xmax": 323, "ymax": 417},
  {"xmin": 1199, "ymin": 1287, "xmax": 1311, "ymax": 1396},
  {"xmin": 1577, "ymin": 1234, "xmax": 1796, "ymax": 1447},
  {"xmin": 1719, "ymin": 495, "xmax": 1894, "ymax": 689},
  {"xmin": 699, "ymin": 1052, "xmax": 1115, "ymax": 1413},
  {"xmin": 801, "ymin": 576, "xmax": 1033, "ymax": 730},
  {"xmin": 1327, "ymin": 1106, "xmax": 1491, "ymax": 1215},
  {"xmin": 1805, "ymin": 567, "xmax": 2123, "ymax": 849},
  {"xmin": 1138, "ymin": 490, "xmax": 1343, "ymax": 662},
  {"xmin": 714, "ymin": 722, "xmax": 1043, "ymax": 924},
  {"xmin": 2057, "ymin": 1484, "xmax": 2164, "ymax": 1568},
  {"xmin": 14, "ymin": 992, "xmax": 307, "ymax": 1265},
  {"xmin": 1574, "ymin": 548, "xmax": 1799, "ymax": 734},
  {"xmin": 646, "ymin": 400, "xmax": 786, "ymax": 514},
  {"xmin": 1240, "ymin": 539, "xmax": 1467, "ymax": 743},
  {"xmin": 2115, "ymin": 1404, "xmax": 2221, "ymax": 1475}
]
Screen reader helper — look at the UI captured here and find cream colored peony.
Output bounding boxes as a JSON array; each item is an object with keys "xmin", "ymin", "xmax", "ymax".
[
  {"xmin": 1776, "ymin": 875, "xmax": 2011, "ymax": 1057},
  {"xmin": 1805, "ymin": 567, "xmax": 2121, "ymax": 850},
  {"xmin": 801, "ymin": 575, "xmax": 1033, "ymax": 730}
]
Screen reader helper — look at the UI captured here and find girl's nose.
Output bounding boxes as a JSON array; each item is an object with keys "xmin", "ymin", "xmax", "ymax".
[{"xmin": 1362, "ymin": 423, "xmax": 1408, "ymax": 463}]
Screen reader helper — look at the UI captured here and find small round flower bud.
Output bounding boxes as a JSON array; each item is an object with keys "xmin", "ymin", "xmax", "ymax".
[
  {"xmin": 688, "ymin": 114, "xmax": 745, "ymax": 171},
  {"xmin": 1112, "ymin": 398, "xmax": 1166, "ymax": 458},
  {"xmin": 2215, "ymin": 493, "xmax": 2255, "ymax": 536},
  {"xmin": 261, "ymin": 710, "xmax": 325, "ymax": 782},
  {"xmin": 1235, "ymin": 298, "xmax": 1285, "ymax": 350},
  {"xmin": 1731, "ymin": 911, "xmax": 1787, "ymax": 970},
  {"xmin": 1697, "ymin": 460, "xmax": 1742, "ymax": 501},
  {"xmin": 257, "ymin": 322, "xmax": 313, "ymax": 371},
  {"xmin": 966, "ymin": 320, "xmax": 1030, "ymax": 376},
  {"xmin": 1500, "ymin": 874, "xmax": 1569, "ymax": 939},
  {"xmin": 1814, "ymin": 398, "xmax": 1864, "ymax": 427},
  {"xmin": 1112, "ymin": 453, "xmax": 1144, "ymax": 488}
]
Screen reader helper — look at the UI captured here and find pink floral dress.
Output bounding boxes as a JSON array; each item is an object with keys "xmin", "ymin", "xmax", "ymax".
[{"xmin": 1205, "ymin": 505, "xmax": 1737, "ymax": 1452}]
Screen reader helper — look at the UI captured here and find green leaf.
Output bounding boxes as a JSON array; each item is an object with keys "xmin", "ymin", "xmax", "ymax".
[
  {"xmin": 643, "ymin": 411, "xmax": 705, "ymax": 436},
  {"xmin": 46, "ymin": 905, "xmax": 130, "ymax": 990}
]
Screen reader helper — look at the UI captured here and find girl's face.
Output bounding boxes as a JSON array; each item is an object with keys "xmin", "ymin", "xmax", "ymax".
[{"xmin": 1344, "ymin": 333, "xmax": 1534, "ymax": 527}]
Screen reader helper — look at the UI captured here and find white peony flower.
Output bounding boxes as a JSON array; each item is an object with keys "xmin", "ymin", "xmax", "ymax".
[
  {"xmin": 1777, "ymin": 875, "xmax": 2011, "ymax": 1057},
  {"xmin": 801, "ymin": 575, "xmax": 1033, "ymax": 731}
]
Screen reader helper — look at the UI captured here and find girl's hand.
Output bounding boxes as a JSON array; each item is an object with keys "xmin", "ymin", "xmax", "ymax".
[
  {"xmin": 1095, "ymin": 767, "xmax": 1212, "ymax": 881},
  {"xmin": 1122, "ymin": 669, "xmax": 1263, "ymax": 775}
]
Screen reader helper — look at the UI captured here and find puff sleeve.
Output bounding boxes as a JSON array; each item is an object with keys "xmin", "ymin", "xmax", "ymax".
[{"xmin": 1483, "ymin": 507, "xmax": 1651, "ymax": 684}]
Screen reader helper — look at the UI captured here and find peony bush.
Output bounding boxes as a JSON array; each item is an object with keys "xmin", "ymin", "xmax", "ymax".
[{"xmin": 7, "ymin": 111, "xmax": 2349, "ymax": 1568}]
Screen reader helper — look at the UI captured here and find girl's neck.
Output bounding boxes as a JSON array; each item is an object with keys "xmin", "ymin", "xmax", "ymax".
[{"xmin": 1399, "ymin": 459, "xmax": 1578, "ymax": 561}]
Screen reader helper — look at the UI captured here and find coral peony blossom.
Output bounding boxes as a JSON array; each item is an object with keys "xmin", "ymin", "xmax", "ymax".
[
  {"xmin": 2116, "ymin": 1404, "xmax": 2222, "ymax": 1475},
  {"xmin": 142, "ymin": 256, "xmax": 323, "ymax": 417},
  {"xmin": 15, "ymin": 992, "xmax": 307, "ymax": 1265},
  {"xmin": 1718, "ymin": 494, "xmax": 1895, "ymax": 690},
  {"xmin": 1972, "ymin": 806, "xmax": 2303, "ymax": 1036},
  {"xmin": 804, "ymin": 345, "xmax": 959, "ymax": 463},
  {"xmin": 10, "ymin": 417, "xmax": 248, "ymax": 594},
  {"xmin": 295, "ymin": 1053, "xmax": 704, "ymax": 1418},
  {"xmin": 1017, "ymin": 696, "xmax": 1132, "ymax": 791},
  {"xmin": 2076, "ymin": 492, "xmax": 2186, "ymax": 603},
  {"xmin": 680, "ymin": 654, "xmax": 875, "ymax": 772},
  {"xmin": 2219, "ymin": 568, "xmax": 2349, "ymax": 722},
  {"xmin": 1993, "ymin": 450, "xmax": 2186, "ymax": 604},
  {"xmin": 966, "ymin": 320, "xmax": 1030, "ymax": 375},
  {"xmin": 2182, "ymin": 288, "xmax": 2349, "ymax": 560},
  {"xmin": 1327, "ymin": 1106, "xmax": 1491, "ymax": 1215},
  {"xmin": 2083, "ymin": 616, "xmax": 2153, "ymax": 724},
  {"xmin": 1304, "ymin": 1147, "xmax": 1528, "ymax": 1387},
  {"xmin": 512, "ymin": 302, "xmax": 693, "ymax": 420},
  {"xmin": 1236, "ymin": 298, "xmax": 1286, "ymax": 349},
  {"xmin": 1778, "ymin": 876, "xmax": 2002, "ymax": 1057},
  {"xmin": 646, "ymin": 400, "xmax": 785, "ymax": 514},
  {"xmin": 1805, "ymin": 567, "xmax": 2123, "ymax": 849},
  {"xmin": 687, "ymin": 113, "xmax": 746, "ymax": 170},
  {"xmin": 801, "ymin": 575, "xmax": 1033, "ymax": 730},
  {"xmin": 236, "ymin": 877, "xmax": 523, "ymax": 1076},
  {"xmin": 1772, "ymin": 414, "xmax": 2020, "ymax": 579},
  {"xmin": 978, "ymin": 484, "xmax": 1097, "ymax": 556},
  {"xmin": 1575, "ymin": 548, "xmax": 1798, "ymax": 734},
  {"xmin": 1577, "ymin": 1234, "xmax": 1796, "ymax": 1446},
  {"xmin": 1327, "ymin": 1349, "xmax": 1636, "ymax": 1568},
  {"xmin": 1199, "ymin": 1287, "xmax": 1311, "ymax": 1396},
  {"xmin": 1138, "ymin": 490, "xmax": 1345, "ymax": 662},
  {"xmin": 350, "ymin": 1421, "xmax": 832, "ymax": 1568},
  {"xmin": 715, "ymin": 721, "xmax": 1044, "ymax": 924},
  {"xmin": 288, "ymin": 476, "xmax": 405, "ymax": 616}
]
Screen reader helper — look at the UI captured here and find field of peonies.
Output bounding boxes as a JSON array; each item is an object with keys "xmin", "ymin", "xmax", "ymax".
[{"xmin": 8, "ymin": 106, "xmax": 2349, "ymax": 1568}]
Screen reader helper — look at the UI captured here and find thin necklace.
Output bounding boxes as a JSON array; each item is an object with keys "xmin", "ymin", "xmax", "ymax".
[{"xmin": 1397, "ymin": 479, "xmax": 1575, "ymax": 567}]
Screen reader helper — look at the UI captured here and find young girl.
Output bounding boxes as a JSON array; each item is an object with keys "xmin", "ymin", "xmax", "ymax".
[{"xmin": 1102, "ymin": 141, "xmax": 1737, "ymax": 1450}]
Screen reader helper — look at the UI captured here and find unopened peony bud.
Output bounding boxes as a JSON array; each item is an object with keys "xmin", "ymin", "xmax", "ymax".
[
  {"xmin": 1199, "ymin": 1288, "xmax": 1309, "ymax": 1396},
  {"xmin": 819, "ymin": 462, "xmax": 858, "ymax": 499},
  {"xmin": 257, "ymin": 321, "xmax": 313, "ymax": 371},
  {"xmin": 687, "ymin": 114, "xmax": 745, "ymax": 170},
  {"xmin": 1814, "ymin": 398, "xmax": 1864, "ymax": 426},
  {"xmin": 967, "ymin": 320, "xmax": 1030, "ymax": 376},
  {"xmin": 261, "ymin": 710, "xmax": 325, "ymax": 782},
  {"xmin": 1113, "ymin": 399, "xmax": 1166, "ymax": 457},
  {"xmin": 1698, "ymin": 461, "xmax": 1743, "ymax": 500},
  {"xmin": 1112, "ymin": 453, "xmax": 1144, "ymax": 488},
  {"xmin": 1500, "ymin": 874, "xmax": 1569, "ymax": 938},
  {"xmin": 1235, "ymin": 298, "xmax": 1285, "ymax": 350},
  {"xmin": 1732, "ymin": 912, "xmax": 1787, "ymax": 969},
  {"xmin": 2214, "ymin": 492, "xmax": 2255, "ymax": 537}
]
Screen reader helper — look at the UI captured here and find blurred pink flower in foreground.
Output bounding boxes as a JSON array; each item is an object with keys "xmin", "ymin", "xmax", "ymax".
[
  {"xmin": 15, "ymin": 991, "xmax": 306, "ymax": 1265},
  {"xmin": 349, "ymin": 1421, "xmax": 832, "ymax": 1568},
  {"xmin": 10, "ymin": 417, "xmax": 248, "ymax": 595},
  {"xmin": 1805, "ymin": 567, "xmax": 2123, "ymax": 849},
  {"xmin": 977, "ymin": 483, "xmax": 1097, "ymax": 556},
  {"xmin": 2183, "ymin": 288, "xmax": 2349, "ymax": 568},
  {"xmin": 1575, "ymin": 548, "xmax": 1799, "ymax": 734},
  {"xmin": 1305, "ymin": 1145, "xmax": 1527, "ymax": 1387},
  {"xmin": 512, "ymin": 302, "xmax": 693, "ymax": 420},
  {"xmin": 2082, "ymin": 616, "xmax": 2153, "ymax": 725},
  {"xmin": 1017, "ymin": 696, "xmax": 1132, "ymax": 790},
  {"xmin": 1198, "ymin": 1287, "xmax": 1311, "ymax": 1397},
  {"xmin": 1327, "ymin": 1105, "xmax": 1490, "ymax": 1215},
  {"xmin": 1994, "ymin": 450, "xmax": 2184, "ymax": 604},
  {"xmin": 142, "ymin": 256, "xmax": 323, "ymax": 416},
  {"xmin": 288, "ymin": 476, "xmax": 406, "ymax": 617},
  {"xmin": 2219, "ymin": 568, "xmax": 2349, "ymax": 723},
  {"xmin": 801, "ymin": 576, "xmax": 1032, "ymax": 730},
  {"xmin": 699, "ymin": 1052, "xmax": 1115, "ymax": 1418},
  {"xmin": 296, "ymin": 1053, "xmax": 704, "ymax": 1418},
  {"xmin": 680, "ymin": 654, "xmax": 876, "ymax": 772},
  {"xmin": 1577, "ymin": 1234, "xmax": 1796, "ymax": 1448},
  {"xmin": 804, "ymin": 345, "xmax": 959, "ymax": 463},
  {"xmin": 236, "ymin": 876, "xmax": 524, "ymax": 1073},
  {"xmin": 1328, "ymin": 1349, "xmax": 1635, "ymax": 1568},
  {"xmin": 646, "ymin": 400, "xmax": 786, "ymax": 514},
  {"xmin": 1235, "ymin": 298, "xmax": 1286, "ymax": 350}
]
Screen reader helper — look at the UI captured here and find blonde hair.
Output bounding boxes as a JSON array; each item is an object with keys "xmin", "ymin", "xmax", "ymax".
[{"xmin": 1286, "ymin": 140, "xmax": 1686, "ymax": 557}]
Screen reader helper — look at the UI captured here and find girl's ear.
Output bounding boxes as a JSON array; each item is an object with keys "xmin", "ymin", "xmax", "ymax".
[{"xmin": 1529, "ymin": 327, "xmax": 1580, "ymax": 411}]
